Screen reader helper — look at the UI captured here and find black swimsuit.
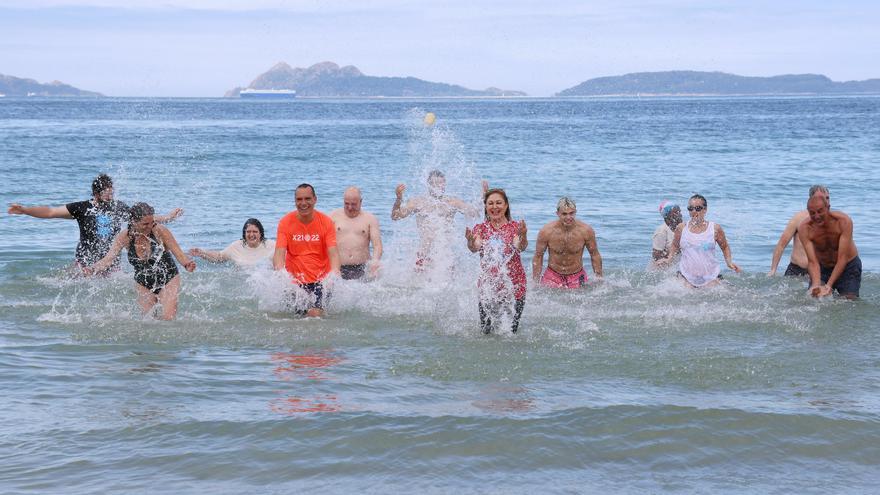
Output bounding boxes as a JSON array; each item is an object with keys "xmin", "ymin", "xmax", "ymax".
[{"xmin": 128, "ymin": 230, "xmax": 179, "ymax": 294}]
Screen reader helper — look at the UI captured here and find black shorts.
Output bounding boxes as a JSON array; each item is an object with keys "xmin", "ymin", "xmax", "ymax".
[
  {"xmin": 340, "ymin": 263, "xmax": 366, "ymax": 280},
  {"xmin": 783, "ymin": 262, "xmax": 809, "ymax": 277},
  {"xmin": 818, "ymin": 256, "xmax": 862, "ymax": 297},
  {"xmin": 301, "ymin": 282, "xmax": 325, "ymax": 309}
]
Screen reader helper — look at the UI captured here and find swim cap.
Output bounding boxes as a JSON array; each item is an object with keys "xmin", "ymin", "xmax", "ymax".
[{"xmin": 658, "ymin": 200, "xmax": 678, "ymax": 218}]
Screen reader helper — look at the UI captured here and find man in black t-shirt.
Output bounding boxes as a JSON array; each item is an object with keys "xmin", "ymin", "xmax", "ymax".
[{"xmin": 8, "ymin": 174, "xmax": 183, "ymax": 272}]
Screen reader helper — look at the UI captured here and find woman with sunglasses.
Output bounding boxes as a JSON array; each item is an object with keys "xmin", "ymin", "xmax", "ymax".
[
  {"xmin": 86, "ymin": 202, "xmax": 196, "ymax": 319},
  {"xmin": 670, "ymin": 194, "xmax": 741, "ymax": 288},
  {"xmin": 465, "ymin": 188, "xmax": 528, "ymax": 334}
]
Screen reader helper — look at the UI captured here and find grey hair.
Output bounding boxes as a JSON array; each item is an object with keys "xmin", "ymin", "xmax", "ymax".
[
  {"xmin": 809, "ymin": 184, "xmax": 829, "ymax": 198},
  {"xmin": 556, "ymin": 197, "xmax": 577, "ymax": 211}
]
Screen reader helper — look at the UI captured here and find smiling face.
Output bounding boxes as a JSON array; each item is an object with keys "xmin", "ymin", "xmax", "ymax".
[
  {"xmin": 557, "ymin": 207, "xmax": 576, "ymax": 227},
  {"xmin": 687, "ymin": 197, "xmax": 707, "ymax": 222},
  {"xmin": 244, "ymin": 224, "xmax": 262, "ymax": 248},
  {"xmin": 485, "ymin": 192, "xmax": 508, "ymax": 222},
  {"xmin": 295, "ymin": 186, "xmax": 316, "ymax": 217}
]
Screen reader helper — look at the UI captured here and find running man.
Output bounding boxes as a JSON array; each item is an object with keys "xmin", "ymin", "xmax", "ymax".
[
  {"xmin": 329, "ymin": 187, "xmax": 382, "ymax": 280},
  {"xmin": 532, "ymin": 197, "xmax": 603, "ymax": 288},
  {"xmin": 391, "ymin": 170, "xmax": 483, "ymax": 270},
  {"xmin": 7, "ymin": 173, "xmax": 183, "ymax": 273},
  {"xmin": 798, "ymin": 194, "xmax": 861, "ymax": 299},
  {"xmin": 274, "ymin": 183, "xmax": 341, "ymax": 317},
  {"xmin": 768, "ymin": 185, "xmax": 830, "ymax": 276}
]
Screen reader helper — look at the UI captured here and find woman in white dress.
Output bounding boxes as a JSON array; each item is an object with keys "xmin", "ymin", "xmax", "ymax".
[{"xmin": 670, "ymin": 194, "xmax": 741, "ymax": 287}]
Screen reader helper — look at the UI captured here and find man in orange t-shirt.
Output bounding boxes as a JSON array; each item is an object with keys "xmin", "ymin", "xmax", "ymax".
[{"xmin": 274, "ymin": 183, "xmax": 341, "ymax": 317}]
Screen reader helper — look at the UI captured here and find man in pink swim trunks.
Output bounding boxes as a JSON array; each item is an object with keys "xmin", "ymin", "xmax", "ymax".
[{"xmin": 532, "ymin": 197, "xmax": 603, "ymax": 288}]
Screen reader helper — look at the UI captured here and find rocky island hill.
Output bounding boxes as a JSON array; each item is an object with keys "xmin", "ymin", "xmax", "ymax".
[
  {"xmin": 557, "ymin": 71, "xmax": 880, "ymax": 96},
  {"xmin": 0, "ymin": 74, "xmax": 102, "ymax": 97},
  {"xmin": 226, "ymin": 61, "xmax": 526, "ymax": 97}
]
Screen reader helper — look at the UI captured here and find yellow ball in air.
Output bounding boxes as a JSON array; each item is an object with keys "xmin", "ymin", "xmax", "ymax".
[{"xmin": 424, "ymin": 112, "xmax": 436, "ymax": 126}]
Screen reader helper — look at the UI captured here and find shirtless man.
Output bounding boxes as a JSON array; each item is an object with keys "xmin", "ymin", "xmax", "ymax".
[
  {"xmin": 329, "ymin": 187, "xmax": 383, "ymax": 280},
  {"xmin": 532, "ymin": 197, "xmax": 603, "ymax": 288},
  {"xmin": 768, "ymin": 185, "xmax": 830, "ymax": 276},
  {"xmin": 391, "ymin": 170, "xmax": 482, "ymax": 270},
  {"xmin": 798, "ymin": 194, "xmax": 861, "ymax": 299}
]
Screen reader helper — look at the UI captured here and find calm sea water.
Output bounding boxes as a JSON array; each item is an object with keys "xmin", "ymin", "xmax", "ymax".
[{"xmin": 1, "ymin": 97, "xmax": 878, "ymax": 493}]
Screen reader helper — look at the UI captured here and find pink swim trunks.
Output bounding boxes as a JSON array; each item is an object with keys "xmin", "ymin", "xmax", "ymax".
[{"xmin": 540, "ymin": 267, "xmax": 588, "ymax": 289}]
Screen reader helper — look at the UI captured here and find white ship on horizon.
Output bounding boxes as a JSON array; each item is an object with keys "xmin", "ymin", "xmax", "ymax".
[{"xmin": 239, "ymin": 88, "xmax": 297, "ymax": 99}]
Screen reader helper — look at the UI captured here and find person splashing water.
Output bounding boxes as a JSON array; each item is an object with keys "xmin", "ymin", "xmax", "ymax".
[{"xmin": 466, "ymin": 188, "xmax": 528, "ymax": 334}]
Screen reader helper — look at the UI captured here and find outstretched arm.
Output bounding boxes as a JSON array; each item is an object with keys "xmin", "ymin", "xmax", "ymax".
[
  {"xmin": 154, "ymin": 208, "xmax": 184, "ymax": 224},
  {"xmin": 715, "ymin": 224, "xmax": 741, "ymax": 273},
  {"xmin": 84, "ymin": 230, "xmax": 128, "ymax": 275},
  {"xmin": 8, "ymin": 203, "xmax": 73, "ymax": 219},
  {"xmin": 188, "ymin": 247, "xmax": 230, "ymax": 263},
  {"xmin": 768, "ymin": 214, "xmax": 801, "ymax": 275},
  {"xmin": 155, "ymin": 225, "xmax": 196, "ymax": 272},
  {"xmin": 446, "ymin": 196, "xmax": 480, "ymax": 219}
]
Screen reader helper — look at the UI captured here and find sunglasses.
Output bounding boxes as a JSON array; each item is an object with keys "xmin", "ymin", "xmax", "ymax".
[{"xmin": 687, "ymin": 205, "xmax": 705, "ymax": 212}]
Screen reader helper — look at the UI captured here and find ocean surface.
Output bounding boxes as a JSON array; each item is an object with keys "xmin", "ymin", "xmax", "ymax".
[{"xmin": 1, "ymin": 96, "xmax": 878, "ymax": 493}]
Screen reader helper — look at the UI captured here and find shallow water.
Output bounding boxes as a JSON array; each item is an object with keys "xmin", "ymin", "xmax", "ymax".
[{"xmin": 1, "ymin": 97, "xmax": 879, "ymax": 493}]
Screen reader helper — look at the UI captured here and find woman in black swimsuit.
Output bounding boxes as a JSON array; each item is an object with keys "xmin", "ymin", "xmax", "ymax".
[{"xmin": 86, "ymin": 202, "xmax": 196, "ymax": 320}]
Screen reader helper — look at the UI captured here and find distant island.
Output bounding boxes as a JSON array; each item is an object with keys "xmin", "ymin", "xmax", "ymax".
[
  {"xmin": 225, "ymin": 61, "xmax": 526, "ymax": 98},
  {"xmin": 557, "ymin": 71, "xmax": 880, "ymax": 96},
  {"xmin": 0, "ymin": 73, "xmax": 102, "ymax": 97}
]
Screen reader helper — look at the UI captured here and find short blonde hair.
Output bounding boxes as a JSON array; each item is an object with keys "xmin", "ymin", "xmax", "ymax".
[{"xmin": 557, "ymin": 197, "xmax": 576, "ymax": 211}]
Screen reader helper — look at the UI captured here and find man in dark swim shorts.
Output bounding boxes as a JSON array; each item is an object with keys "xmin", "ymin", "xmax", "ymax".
[
  {"xmin": 330, "ymin": 187, "xmax": 383, "ymax": 280},
  {"xmin": 799, "ymin": 195, "xmax": 861, "ymax": 299}
]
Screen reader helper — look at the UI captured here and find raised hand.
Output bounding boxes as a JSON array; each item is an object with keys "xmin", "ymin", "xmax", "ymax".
[{"xmin": 465, "ymin": 227, "xmax": 483, "ymax": 251}]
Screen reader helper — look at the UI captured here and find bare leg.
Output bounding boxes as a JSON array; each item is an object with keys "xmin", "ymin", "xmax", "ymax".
[
  {"xmin": 306, "ymin": 308, "xmax": 325, "ymax": 318},
  {"xmin": 135, "ymin": 284, "xmax": 159, "ymax": 315},
  {"xmin": 156, "ymin": 275, "xmax": 181, "ymax": 320}
]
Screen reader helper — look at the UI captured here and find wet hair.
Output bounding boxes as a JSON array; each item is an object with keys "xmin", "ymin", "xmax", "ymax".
[
  {"xmin": 428, "ymin": 170, "xmax": 445, "ymax": 179},
  {"xmin": 556, "ymin": 196, "xmax": 576, "ymax": 212},
  {"xmin": 809, "ymin": 184, "xmax": 829, "ymax": 198},
  {"xmin": 296, "ymin": 183, "xmax": 316, "ymax": 197},
  {"xmin": 129, "ymin": 202, "xmax": 155, "ymax": 222},
  {"xmin": 241, "ymin": 218, "xmax": 266, "ymax": 245},
  {"xmin": 92, "ymin": 174, "xmax": 113, "ymax": 196},
  {"xmin": 689, "ymin": 194, "xmax": 707, "ymax": 208},
  {"xmin": 483, "ymin": 188, "xmax": 511, "ymax": 221}
]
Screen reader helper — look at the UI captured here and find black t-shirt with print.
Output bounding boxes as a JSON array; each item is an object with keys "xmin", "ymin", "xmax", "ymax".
[{"xmin": 65, "ymin": 200, "xmax": 131, "ymax": 265}]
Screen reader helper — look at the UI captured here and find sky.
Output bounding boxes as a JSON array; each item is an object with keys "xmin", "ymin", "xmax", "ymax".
[{"xmin": 1, "ymin": 0, "xmax": 878, "ymax": 97}]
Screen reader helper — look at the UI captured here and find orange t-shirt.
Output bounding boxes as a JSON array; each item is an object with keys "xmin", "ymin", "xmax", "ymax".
[{"xmin": 276, "ymin": 210, "xmax": 337, "ymax": 283}]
